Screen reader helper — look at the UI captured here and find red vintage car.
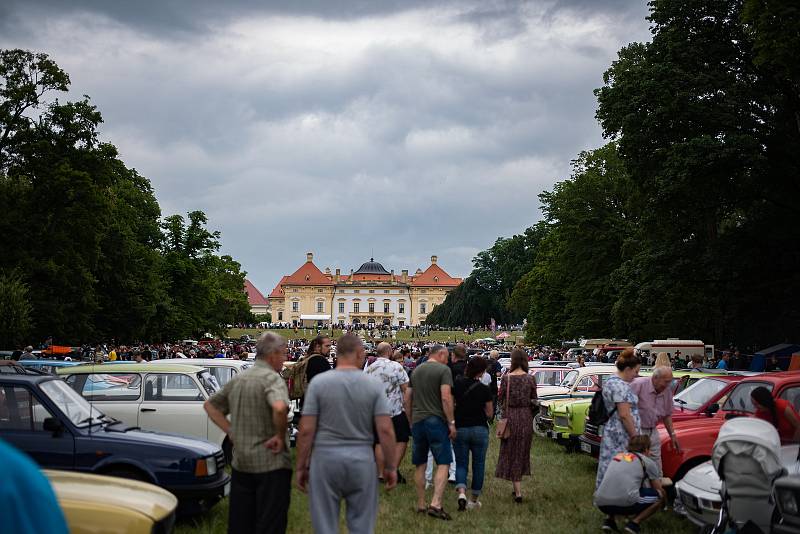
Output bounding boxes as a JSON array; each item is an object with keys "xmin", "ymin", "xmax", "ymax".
[
  {"xmin": 579, "ymin": 374, "xmax": 743, "ymax": 458},
  {"xmin": 660, "ymin": 371, "xmax": 800, "ymax": 481}
]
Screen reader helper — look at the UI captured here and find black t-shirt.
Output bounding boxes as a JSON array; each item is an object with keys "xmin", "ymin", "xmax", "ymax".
[
  {"xmin": 453, "ymin": 377, "xmax": 492, "ymax": 428},
  {"xmin": 306, "ymin": 354, "xmax": 332, "ymax": 382},
  {"xmin": 450, "ymin": 359, "xmax": 467, "ymax": 381},
  {"xmin": 486, "ymin": 359, "xmax": 501, "ymax": 395}
]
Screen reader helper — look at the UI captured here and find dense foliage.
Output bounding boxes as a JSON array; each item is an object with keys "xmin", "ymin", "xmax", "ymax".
[
  {"xmin": 0, "ymin": 49, "xmax": 251, "ymax": 345},
  {"xmin": 429, "ymin": 0, "xmax": 800, "ymax": 347}
]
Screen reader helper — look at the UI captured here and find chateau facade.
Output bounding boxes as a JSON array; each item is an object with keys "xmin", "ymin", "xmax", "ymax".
[{"xmin": 268, "ymin": 253, "xmax": 462, "ymax": 327}]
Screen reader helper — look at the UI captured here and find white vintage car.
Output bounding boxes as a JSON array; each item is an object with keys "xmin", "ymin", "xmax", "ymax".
[
  {"xmin": 58, "ymin": 364, "xmax": 230, "ymax": 458},
  {"xmin": 155, "ymin": 358, "xmax": 253, "ymax": 387}
]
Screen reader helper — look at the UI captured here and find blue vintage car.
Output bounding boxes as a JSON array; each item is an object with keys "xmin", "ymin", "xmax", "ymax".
[
  {"xmin": 17, "ymin": 359, "xmax": 88, "ymax": 375},
  {"xmin": 0, "ymin": 373, "xmax": 229, "ymax": 515}
]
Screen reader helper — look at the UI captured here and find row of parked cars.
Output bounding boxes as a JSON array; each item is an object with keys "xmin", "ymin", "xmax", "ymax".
[
  {"xmin": 528, "ymin": 362, "xmax": 800, "ymax": 531},
  {"xmin": 0, "ymin": 357, "xmax": 257, "ymax": 533}
]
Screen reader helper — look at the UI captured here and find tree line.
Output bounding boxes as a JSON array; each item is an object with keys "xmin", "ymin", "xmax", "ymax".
[
  {"xmin": 427, "ymin": 0, "xmax": 800, "ymax": 348},
  {"xmin": 0, "ymin": 49, "xmax": 252, "ymax": 347}
]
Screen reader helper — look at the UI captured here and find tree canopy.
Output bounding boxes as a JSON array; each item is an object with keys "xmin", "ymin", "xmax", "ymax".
[{"xmin": 0, "ymin": 49, "xmax": 252, "ymax": 345}]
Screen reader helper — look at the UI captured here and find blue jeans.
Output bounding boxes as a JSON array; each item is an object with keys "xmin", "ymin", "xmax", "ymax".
[
  {"xmin": 453, "ymin": 425, "xmax": 489, "ymax": 496},
  {"xmin": 411, "ymin": 416, "xmax": 453, "ymax": 466}
]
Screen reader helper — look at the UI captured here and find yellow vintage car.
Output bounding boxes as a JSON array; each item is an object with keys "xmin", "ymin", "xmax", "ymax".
[{"xmin": 45, "ymin": 470, "xmax": 178, "ymax": 534}]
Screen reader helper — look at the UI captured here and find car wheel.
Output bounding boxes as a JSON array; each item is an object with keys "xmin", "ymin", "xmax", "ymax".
[
  {"xmin": 102, "ymin": 466, "xmax": 151, "ymax": 483},
  {"xmin": 533, "ymin": 414, "xmax": 547, "ymax": 437}
]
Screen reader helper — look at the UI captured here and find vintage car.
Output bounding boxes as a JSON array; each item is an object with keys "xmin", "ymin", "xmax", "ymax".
[
  {"xmin": 659, "ymin": 371, "xmax": 800, "ymax": 482},
  {"xmin": 139, "ymin": 358, "xmax": 252, "ymax": 387},
  {"xmin": 0, "ymin": 360, "xmax": 40, "ymax": 375},
  {"xmin": 529, "ymin": 366, "xmax": 572, "ymax": 387},
  {"xmin": 534, "ymin": 367, "xmax": 618, "ymax": 436},
  {"xmin": 0, "ymin": 374, "xmax": 229, "ymax": 514},
  {"xmin": 18, "ymin": 359, "xmax": 87, "ymax": 375},
  {"xmin": 46, "ymin": 469, "xmax": 178, "ymax": 534},
  {"xmin": 57, "ymin": 364, "xmax": 231, "ymax": 460},
  {"xmin": 578, "ymin": 371, "xmax": 735, "ymax": 457},
  {"xmin": 676, "ymin": 444, "xmax": 800, "ymax": 529}
]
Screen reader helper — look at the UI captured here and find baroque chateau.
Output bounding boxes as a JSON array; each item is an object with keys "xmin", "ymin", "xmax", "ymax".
[{"xmin": 256, "ymin": 253, "xmax": 462, "ymax": 327}]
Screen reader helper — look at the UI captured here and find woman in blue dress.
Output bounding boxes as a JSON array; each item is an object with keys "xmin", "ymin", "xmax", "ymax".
[{"xmin": 596, "ymin": 348, "xmax": 642, "ymax": 488}]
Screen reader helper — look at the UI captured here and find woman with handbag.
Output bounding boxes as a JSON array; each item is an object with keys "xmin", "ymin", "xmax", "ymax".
[{"xmin": 494, "ymin": 348, "xmax": 538, "ymax": 502}]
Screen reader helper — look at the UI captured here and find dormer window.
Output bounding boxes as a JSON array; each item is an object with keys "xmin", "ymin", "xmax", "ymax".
[
  {"xmin": 305, "ymin": 275, "xmax": 310, "ymax": 281},
  {"xmin": 434, "ymin": 276, "xmax": 439, "ymax": 283}
]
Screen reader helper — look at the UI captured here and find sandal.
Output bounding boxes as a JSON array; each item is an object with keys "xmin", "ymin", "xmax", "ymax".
[
  {"xmin": 415, "ymin": 506, "xmax": 427, "ymax": 514},
  {"xmin": 427, "ymin": 506, "xmax": 452, "ymax": 520}
]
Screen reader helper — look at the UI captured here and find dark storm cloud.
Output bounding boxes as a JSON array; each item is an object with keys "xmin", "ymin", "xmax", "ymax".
[{"xmin": 0, "ymin": 0, "xmax": 652, "ymax": 292}]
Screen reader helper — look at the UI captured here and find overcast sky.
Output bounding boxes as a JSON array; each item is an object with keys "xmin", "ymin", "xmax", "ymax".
[{"xmin": 0, "ymin": 0, "xmax": 651, "ymax": 294}]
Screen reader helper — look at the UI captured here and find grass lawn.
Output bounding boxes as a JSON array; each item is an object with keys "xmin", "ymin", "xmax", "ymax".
[
  {"xmin": 227, "ymin": 328, "xmax": 526, "ymax": 345},
  {"xmin": 176, "ymin": 435, "xmax": 693, "ymax": 534}
]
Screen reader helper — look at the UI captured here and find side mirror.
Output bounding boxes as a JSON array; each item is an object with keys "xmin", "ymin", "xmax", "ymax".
[
  {"xmin": 43, "ymin": 417, "xmax": 64, "ymax": 435},
  {"xmin": 706, "ymin": 403, "xmax": 720, "ymax": 416}
]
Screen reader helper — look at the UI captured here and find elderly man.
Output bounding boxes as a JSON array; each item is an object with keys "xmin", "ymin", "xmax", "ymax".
[
  {"xmin": 204, "ymin": 332, "xmax": 291, "ymax": 534},
  {"xmin": 629, "ymin": 367, "xmax": 680, "ymax": 475}
]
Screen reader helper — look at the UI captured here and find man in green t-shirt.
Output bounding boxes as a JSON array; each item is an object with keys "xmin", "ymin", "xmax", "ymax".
[{"xmin": 408, "ymin": 345, "xmax": 455, "ymax": 520}]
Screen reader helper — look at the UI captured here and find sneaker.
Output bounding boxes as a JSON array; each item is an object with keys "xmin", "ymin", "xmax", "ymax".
[
  {"xmin": 466, "ymin": 500, "xmax": 482, "ymax": 511},
  {"xmin": 425, "ymin": 481, "xmax": 432, "ymax": 490},
  {"xmin": 601, "ymin": 518, "xmax": 618, "ymax": 531},
  {"xmin": 457, "ymin": 494, "xmax": 467, "ymax": 511},
  {"xmin": 624, "ymin": 521, "xmax": 640, "ymax": 534}
]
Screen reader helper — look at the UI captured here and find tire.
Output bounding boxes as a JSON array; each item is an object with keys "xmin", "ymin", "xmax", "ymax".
[
  {"xmin": 533, "ymin": 414, "xmax": 547, "ymax": 437},
  {"xmin": 101, "ymin": 466, "xmax": 151, "ymax": 483}
]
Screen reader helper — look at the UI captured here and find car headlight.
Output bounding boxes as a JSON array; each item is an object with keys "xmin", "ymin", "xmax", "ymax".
[{"xmin": 194, "ymin": 456, "xmax": 218, "ymax": 477}]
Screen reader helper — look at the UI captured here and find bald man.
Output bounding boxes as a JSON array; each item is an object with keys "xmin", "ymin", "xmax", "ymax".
[
  {"xmin": 630, "ymin": 367, "xmax": 680, "ymax": 475},
  {"xmin": 365, "ymin": 342, "xmax": 411, "ymax": 482}
]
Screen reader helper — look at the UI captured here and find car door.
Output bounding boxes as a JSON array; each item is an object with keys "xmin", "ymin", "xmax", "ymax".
[
  {"xmin": 137, "ymin": 373, "xmax": 208, "ymax": 441},
  {"xmin": 0, "ymin": 383, "xmax": 75, "ymax": 469},
  {"xmin": 67, "ymin": 372, "xmax": 143, "ymax": 427}
]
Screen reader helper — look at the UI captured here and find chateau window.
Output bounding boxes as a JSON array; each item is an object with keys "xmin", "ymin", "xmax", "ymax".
[
  {"xmin": 369, "ymin": 303, "xmax": 375, "ymax": 313},
  {"xmin": 318, "ymin": 289, "xmax": 323, "ymax": 293},
  {"xmin": 353, "ymin": 302, "xmax": 360, "ymax": 313},
  {"xmin": 384, "ymin": 290, "xmax": 390, "ymax": 294},
  {"xmin": 369, "ymin": 290, "xmax": 375, "ymax": 294},
  {"xmin": 420, "ymin": 303, "xmax": 427, "ymax": 314},
  {"xmin": 399, "ymin": 303, "xmax": 405, "ymax": 314},
  {"xmin": 339, "ymin": 302, "xmax": 345, "ymax": 313},
  {"xmin": 383, "ymin": 303, "xmax": 390, "ymax": 313},
  {"xmin": 292, "ymin": 302, "xmax": 299, "ymax": 312},
  {"xmin": 293, "ymin": 289, "xmax": 298, "ymax": 292},
  {"xmin": 354, "ymin": 290, "xmax": 360, "ymax": 294},
  {"xmin": 278, "ymin": 312, "xmax": 283, "ymax": 321},
  {"xmin": 316, "ymin": 302, "xmax": 323, "ymax": 313}
]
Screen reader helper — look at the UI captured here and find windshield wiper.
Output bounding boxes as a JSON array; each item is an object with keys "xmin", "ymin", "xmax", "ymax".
[{"xmin": 674, "ymin": 399, "xmax": 687, "ymax": 405}]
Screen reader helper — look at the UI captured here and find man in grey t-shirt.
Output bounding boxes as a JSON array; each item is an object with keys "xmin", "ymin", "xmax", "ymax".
[{"xmin": 296, "ymin": 334, "xmax": 397, "ymax": 534}]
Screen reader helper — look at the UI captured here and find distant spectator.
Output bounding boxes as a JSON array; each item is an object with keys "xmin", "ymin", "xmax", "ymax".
[
  {"xmin": 765, "ymin": 355, "xmax": 781, "ymax": 372},
  {"xmin": 134, "ymin": 352, "xmax": 146, "ymax": 363},
  {"xmin": 21, "ymin": 346, "xmax": 36, "ymax": 360},
  {"xmin": 688, "ymin": 355, "xmax": 704, "ymax": 369},
  {"xmin": 450, "ymin": 344, "xmax": 468, "ymax": 381},
  {"xmin": 751, "ymin": 386, "xmax": 800, "ymax": 443},
  {"xmin": 730, "ymin": 350, "xmax": 744, "ymax": 371},
  {"xmin": 653, "ymin": 352, "xmax": 671, "ymax": 368},
  {"xmin": 716, "ymin": 352, "xmax": 730, "ymax": 370}
]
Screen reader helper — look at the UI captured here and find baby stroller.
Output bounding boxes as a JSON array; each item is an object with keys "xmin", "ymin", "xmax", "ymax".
[{"xmin": 710, "ymin": 417, "xmax": 785, "ymax": 534}]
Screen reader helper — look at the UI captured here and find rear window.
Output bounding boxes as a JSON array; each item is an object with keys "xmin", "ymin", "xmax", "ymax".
[
  {"xmin": 82, "ymin": 373, "xmax": 142, "ymax": 401},
  {"xmin": 723, "ymin": 381, "xmax": 774, "ymax": 413}
]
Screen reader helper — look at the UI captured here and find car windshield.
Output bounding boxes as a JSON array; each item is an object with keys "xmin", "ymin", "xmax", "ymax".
[
  {"xmin": 198, "ymin": 371, "xmax": 220, "ymax": 395},
  {"xmin": 673, "ymin": 378, "xmax": 728, "ymax": 411},
  {"xmin": 560, "ymin": 370, "xmax": 578, "ymax": 388},
  {"xmin": 40, "ymin": 378, "xmax": 103, "ymax": 427},
  {"xmin": 533, "ymin": 370, "xmax": 562, "ymax": 386},
  {"xmin": 723, "ymin": 381, "xmax": 774, "ymax": 413}
]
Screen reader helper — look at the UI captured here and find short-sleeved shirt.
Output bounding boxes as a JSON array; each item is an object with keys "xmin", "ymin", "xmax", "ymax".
[
  {"xmin": 303, "ymin": 369, "xmax": 391, "ymax": 448},
  {"xmin": 630, "ymin": 376, "xmax": 673, "ymax": 429},
  {"xmin": 410, "ymin": 360, "xmax": 453, "ymax": 424},
  {"xmin": 716, "ymin": 360, "xmax": 728, "ymax": 370},
  {"xmin": 453, "ymin": 377, "xmax": 492, "ymax": 428},
  {"xmin": 208, "ymin": 359, "xmax": 291, "ymax": 473},
  {"xmin": 364, "ymin": 358, "xmax": 409, "ymax": 417},
  {"xmin": 756, "ymin": 398, "xmax": 800, "ymax": 442},
  {"xmin": 594, "ymin": 452, "xmax": 660, "ymax": 507}
]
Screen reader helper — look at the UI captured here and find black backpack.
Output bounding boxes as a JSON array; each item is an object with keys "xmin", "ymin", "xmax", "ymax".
[{"xmin": 587, "ymin": 389, "xmax": 617, "ymax": 426}]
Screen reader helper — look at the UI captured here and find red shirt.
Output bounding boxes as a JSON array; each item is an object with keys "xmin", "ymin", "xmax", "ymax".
[{"xmin": 755, "ymin": 398, "xmax": 799, "ymax": 443}]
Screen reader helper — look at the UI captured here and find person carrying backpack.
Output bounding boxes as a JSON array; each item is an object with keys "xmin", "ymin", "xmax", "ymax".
[
  {"xmin": 284, "ymin": 336, "xmax": 332, "ymax": 420},
  {"xmin": 594, "ymin": 435, "xmax": 665, "ymax": 534}
]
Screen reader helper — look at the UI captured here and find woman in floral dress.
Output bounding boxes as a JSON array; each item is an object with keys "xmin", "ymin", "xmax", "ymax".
[
  {"xmin": 495, "ymin": 348, "xmax": 538, "ymax": 502},
  {"xmin": 596, "ymin": 348, "xmax": 642, "ymax": 488}
]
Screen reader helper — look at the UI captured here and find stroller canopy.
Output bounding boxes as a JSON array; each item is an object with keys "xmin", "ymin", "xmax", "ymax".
[{"xmin": 712, "ymin": 417, "xmax": 783, "ymax": 478}]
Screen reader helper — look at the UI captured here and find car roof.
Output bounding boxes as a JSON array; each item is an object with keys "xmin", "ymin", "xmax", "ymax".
[
  {"xmin": 740, "ymin": 370, "xmax": 800, "ymax": 386},
  {"xmin": 0, "ymin": 373, "xmax": 56, "ymax": 384},
  {"xmin": 529, "ymin": 366, "xmax": 571, "ymax": 371},
  {"xmin": 157, "ymin": 358, "xmax": 250, "ymax": 367},
  {"xmin": 0, "ymin": 360, "xmax": 21, "ymax": 366},
  {"xmin": 18, "ymin": 360, "xmax": 85, "ymax": 367},
  {"xmin": 57, "ymin": 363, "xmax": 205, "ymax": 375}
]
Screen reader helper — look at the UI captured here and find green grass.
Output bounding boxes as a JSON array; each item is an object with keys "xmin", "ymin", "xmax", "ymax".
[
  {"xmin": 227, "ymin": 328, "xmax": 526, "ymax": 345},
  {"xmin": 175, "ymin": 435, "xmax": 694, "ymax": 534}
]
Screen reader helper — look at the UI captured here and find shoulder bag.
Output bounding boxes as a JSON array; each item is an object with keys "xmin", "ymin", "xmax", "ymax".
[{"xmin": 496, "ymin": 375, "xmax": 512, "ymax": 440}]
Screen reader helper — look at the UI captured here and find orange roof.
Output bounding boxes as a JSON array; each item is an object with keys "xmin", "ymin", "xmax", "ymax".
[
  {"xmin": 411, "ymin": 263, "xmax": 462, "ymax": 287},
  {"xmin": 268, "ymin": 276, "xmax": 289, "ymax": 298},
  {"xmin": 244, "ymin": 279, "xmax": 268, "ymax": 306},
  {"xmin": 282, "ymin": 260, "xmax": 334, "ymax": 286}
]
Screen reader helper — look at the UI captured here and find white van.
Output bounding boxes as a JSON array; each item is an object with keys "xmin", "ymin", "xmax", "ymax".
[{"xmin": 635, "ymin": 339, "xmax": 714, "ymax": 361}]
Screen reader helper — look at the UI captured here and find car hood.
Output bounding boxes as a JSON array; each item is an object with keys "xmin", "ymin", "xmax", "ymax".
[
  {"xmin": 547, "ymin": 398, "xmax": 590, "ymax": 413},
  {"xmin": 679, "ymin": 445, "xmax": 800, "ymax": 495},
  {"xmin": 88, "ymin": 424, "xmax": 220, "ymax": 456},
  {"xmin": 45, "ymin": 469, "xmax": 177, "ymax": 522},
  {"xmin": 537, "ymin": 386, "xmax": 570, "ymax": 398}
]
